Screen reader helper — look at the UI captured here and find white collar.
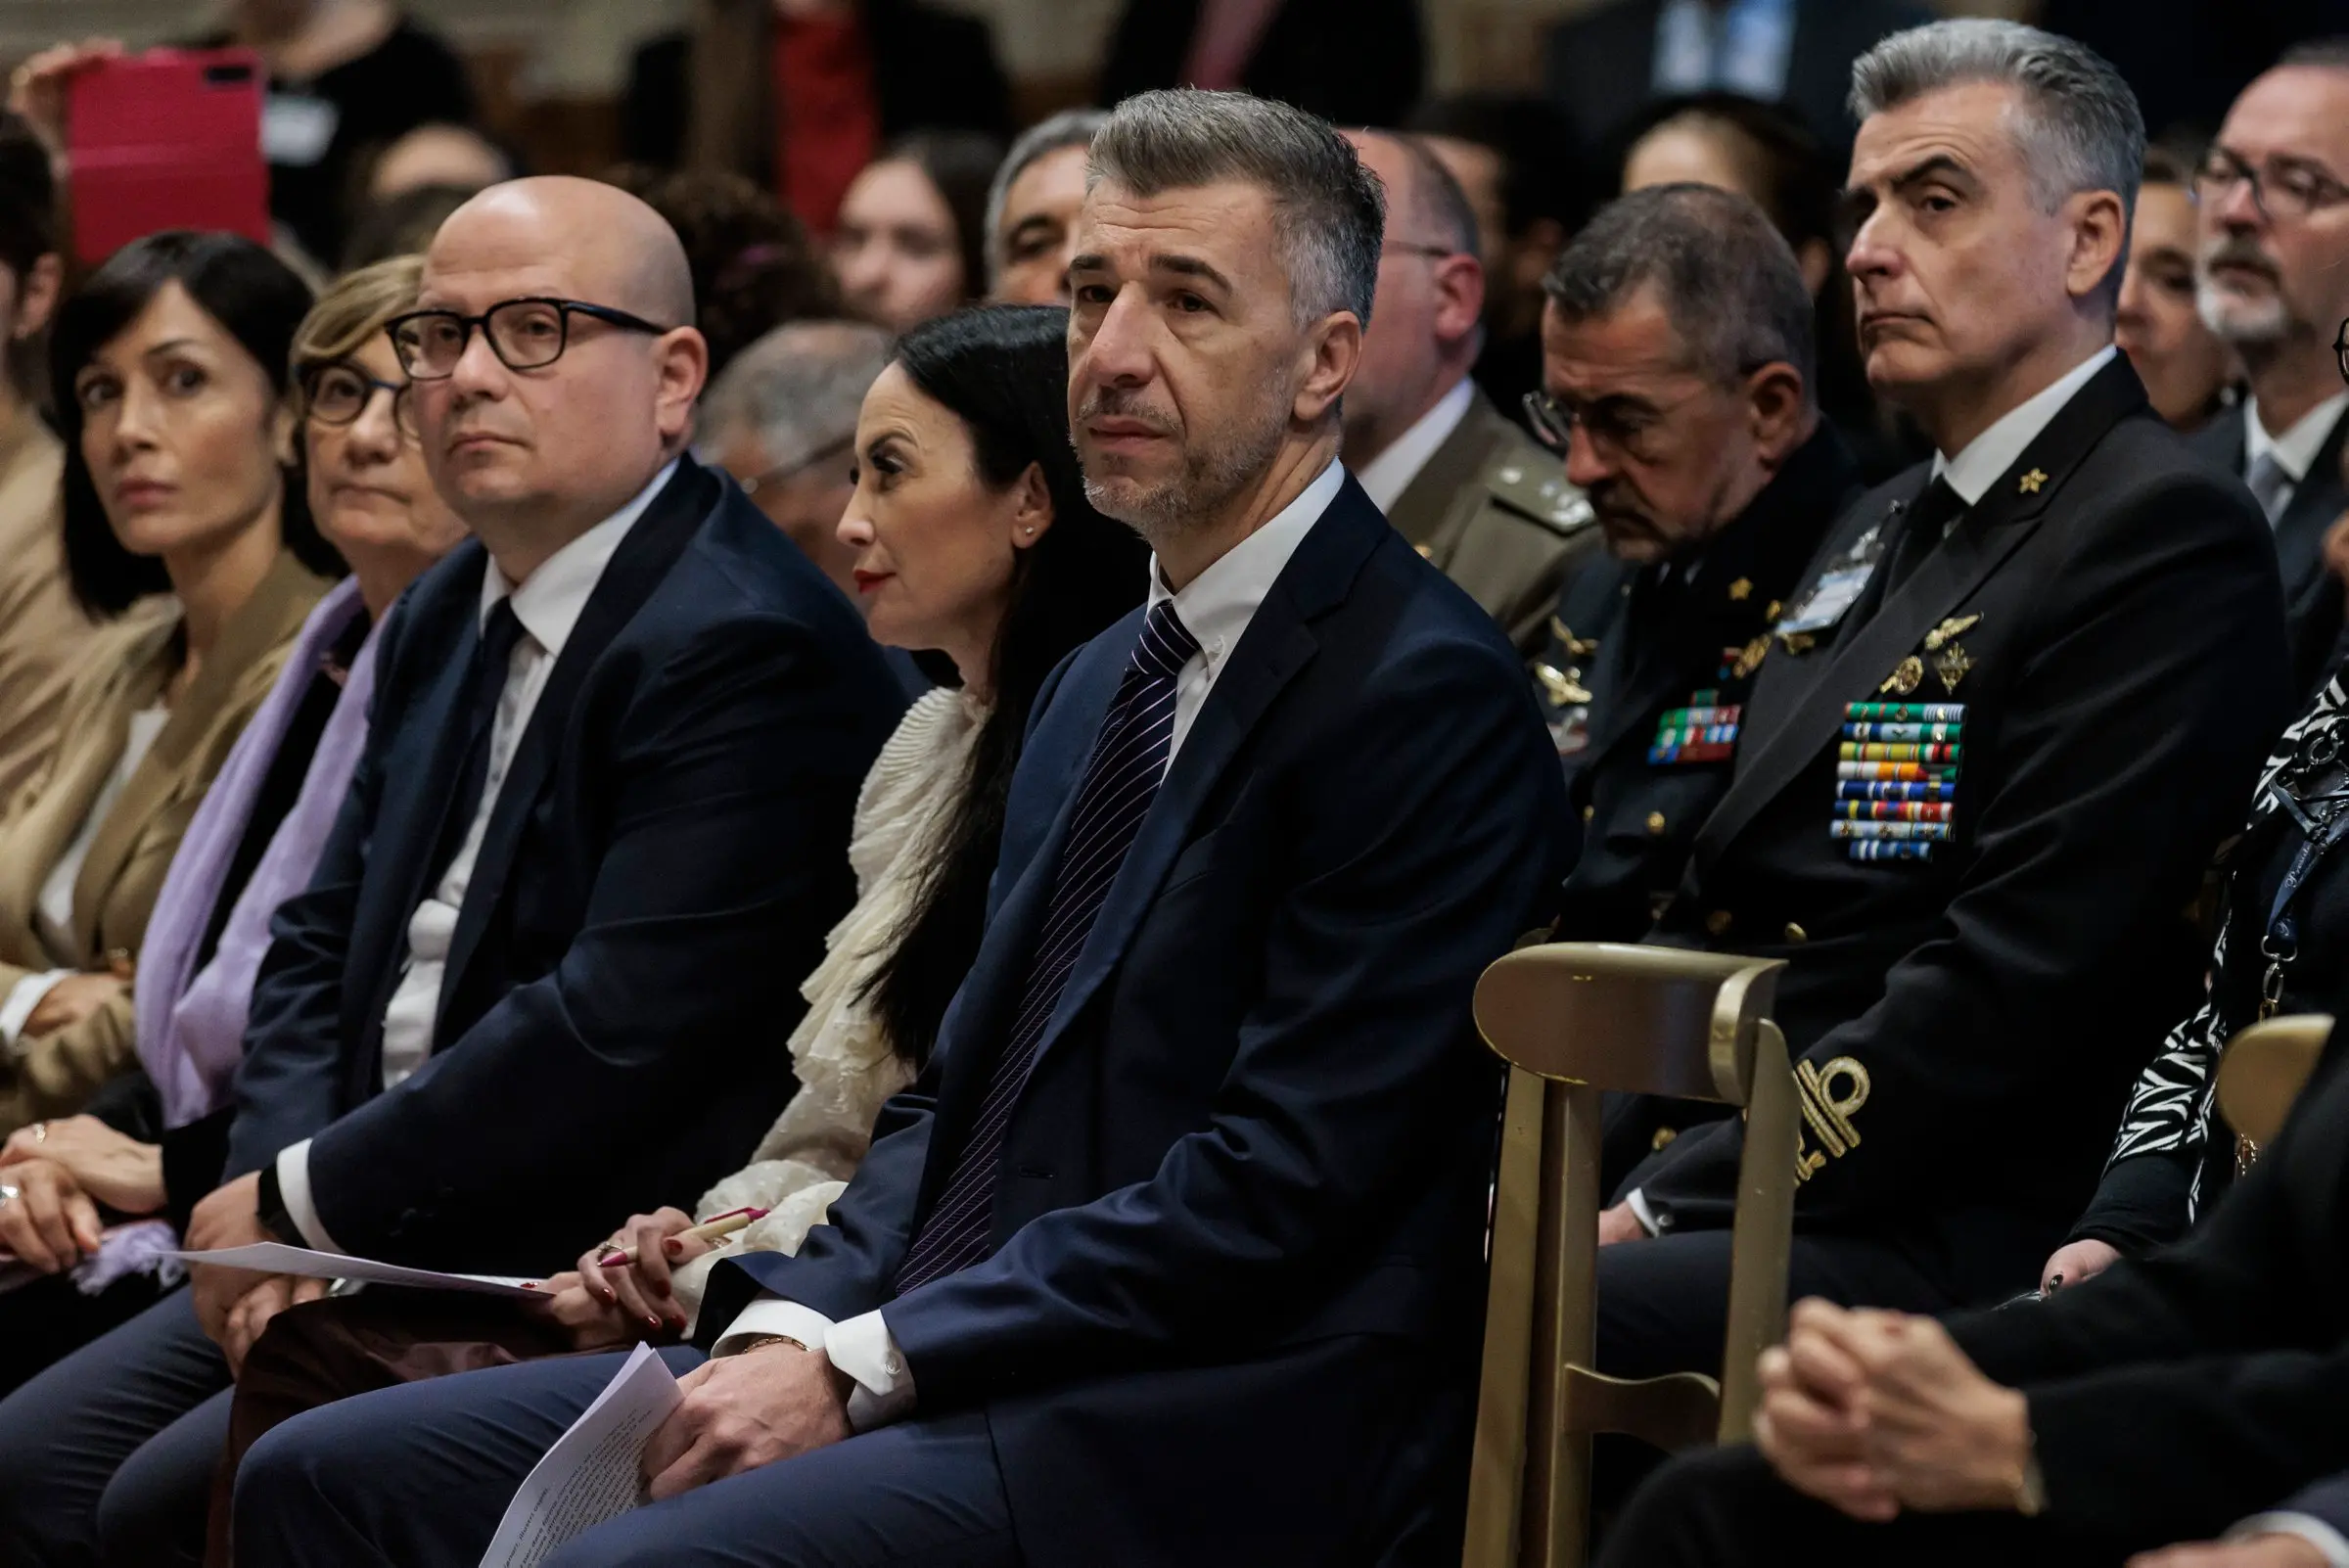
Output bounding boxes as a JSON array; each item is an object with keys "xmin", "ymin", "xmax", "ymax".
[
  {"xmin": 1355, "ymin": 377, "xmax": 1477, "ymax": 513},
  {"xmin": 1145, "ymin": 458, "xmax": 1345, "ymax": 678},
  {"xmin": 1931, "ymin": 346, "xmax": 2115, "ymax": 506},
  {"xmin": 478, "ymin": 459, "xmax": 679, "ymax": 654},
  {"xmin": 2245, "ymin": 391, "xmax": 2349, "ymax": 484}
]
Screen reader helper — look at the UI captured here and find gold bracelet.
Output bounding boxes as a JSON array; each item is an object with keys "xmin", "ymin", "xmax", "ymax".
[{"xmin": 723, "ymin": 1332, "xmax": 807, "ymax": 1359}]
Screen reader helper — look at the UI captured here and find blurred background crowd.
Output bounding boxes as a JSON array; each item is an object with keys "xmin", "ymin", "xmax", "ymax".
[{"xmin": 9, "ymin": 0, "xmax": 2344, "ymax": 486}]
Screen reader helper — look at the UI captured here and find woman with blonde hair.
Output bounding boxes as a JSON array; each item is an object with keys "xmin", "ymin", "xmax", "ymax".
[{"xmin": 0, "ymin": 257, "xmax": 466, "ymax": 1568}]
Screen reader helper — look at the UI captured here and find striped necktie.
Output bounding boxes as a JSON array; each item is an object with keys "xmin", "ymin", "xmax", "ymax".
[{"xmin": 895, "ymin": 601, "xmax": 1201, "ymax": 1291}]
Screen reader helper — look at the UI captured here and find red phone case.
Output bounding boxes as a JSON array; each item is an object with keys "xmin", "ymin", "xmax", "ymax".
[{"xmin": 68, "ymin": 50, "xmax": 272, "ymax": 263}]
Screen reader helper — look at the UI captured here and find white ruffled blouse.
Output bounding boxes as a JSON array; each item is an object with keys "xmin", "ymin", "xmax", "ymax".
[{"xmin": 672, "ymin": 686, "xmax": 981, "ymax": 1315}]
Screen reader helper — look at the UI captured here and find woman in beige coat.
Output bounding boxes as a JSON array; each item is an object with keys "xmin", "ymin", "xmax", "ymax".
[{"xmin": 0, "ymin": 232, "xmax": 338, "ymax": 1135}]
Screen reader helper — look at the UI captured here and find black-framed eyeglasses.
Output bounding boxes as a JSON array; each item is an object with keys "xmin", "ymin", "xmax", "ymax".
[
  {"xmin": 301, "ymin": 361, "xmax": 418, "ymax": 440},
  {"xmin": 736, "ymin": 430, "xmax": 856, "ymax": 500},
  {"xmin": 385, "ymin": 298, "xmax": 669, "ymax": 381},
  {"xmin": 2334, "ymin": 318, "xmax": 2349, "ymax": 388},
  {"xmin": 2193, "ymin": 145, "xmax": 2349, "ymax": 223}
]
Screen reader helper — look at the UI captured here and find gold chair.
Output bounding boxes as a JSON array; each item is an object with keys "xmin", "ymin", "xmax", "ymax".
[
  {"xmin": 2216, "ymin": 1013, "xmax": 2333, "ymax": 1153},
  {"xmin": 1461, "ymin": 943, "xmax": 1797, "ymax": 1568}
]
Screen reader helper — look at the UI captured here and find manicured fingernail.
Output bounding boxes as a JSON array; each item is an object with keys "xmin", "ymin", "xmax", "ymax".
[{"xmin": 664, "ymin": 1238, "xmax": 682, "ymax": 1256}]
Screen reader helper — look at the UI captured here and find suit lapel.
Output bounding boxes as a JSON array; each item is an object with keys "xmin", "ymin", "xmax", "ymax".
[
  {"xmin": 1579, "ymin": 430, "xmax": 1858, "ymax": 772},
  {"xmin": 2272, "ymin": 407, "xmax": 2349, "ymax": 595},
  {"xmin": 74, "ymin": 552, "xmax": 322, "ymax": 954},
  {"xmin": 1024, "ymin": 480, "xmax": 1383, "ymax": 1080},
  {"xmin": 1694, "ymin": 358, "xmax": 2146, "ymax": 869},
  {"xmin": 434, "ymin": 461, "xmax": 721, "ymax": 1028},
  {"xmin": 1386, "ymin": 392, "xmax": 1497, "ymax": 557}
]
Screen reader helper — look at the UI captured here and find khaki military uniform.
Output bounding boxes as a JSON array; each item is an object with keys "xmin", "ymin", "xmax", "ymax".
[{"xmin": 1384, "ymin": 390, "xmax": 1602, "ymax": 657}]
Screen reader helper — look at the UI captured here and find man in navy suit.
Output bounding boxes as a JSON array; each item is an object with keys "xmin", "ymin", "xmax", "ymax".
[
  {"xmin": 0, "ymin": 177, "xmax": 903, "ymax": 1566},
  {"xmin": 234, "ymin": 89, "xmax": 1567, "ymax": 1568}
]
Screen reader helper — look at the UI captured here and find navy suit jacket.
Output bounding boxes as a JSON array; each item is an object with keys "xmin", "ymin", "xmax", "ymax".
[
  {"xmin": 702, "ymin": 475, "xmax": 1567, "ymax": 1567},
  {"xmin": 2188, "ymin": 404, "xmax": 2349, "ymax": 697},
  {"xmin": 226, "ymin": 458, "xmax": 904, "ymax": 1272}
]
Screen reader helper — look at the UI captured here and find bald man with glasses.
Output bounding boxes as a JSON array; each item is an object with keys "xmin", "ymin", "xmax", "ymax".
[{"xmin": 0, "ymin": 175, "xmax": 903, "ymax": 1566}]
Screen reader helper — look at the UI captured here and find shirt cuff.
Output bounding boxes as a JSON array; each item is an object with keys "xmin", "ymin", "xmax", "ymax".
[
  {"xmin": 2230, "ymin": 1514, "xmax": 2349, "ymax": 1568},
  {"xmin": 0, "ymin": 969, "xmax": 71, "ymax": 1047},
  {"xmin": 1624, "ymin": 1187, "xmax": 1664, "ymax": 1237},
  {"xmin": 273, "ymin": 1140, "xmax": 344, "ymax": 1254},
  {"xmin": 827, "ymin": 1308, "xmax": 916, "ymax": 1431},
  {"xmin": 712, "ymin": 1294, "xmax": 835, "ymax": 1357}
]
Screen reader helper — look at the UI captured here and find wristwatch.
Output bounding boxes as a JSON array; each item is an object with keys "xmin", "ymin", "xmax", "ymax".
[{"xmin": 253, "ymin": 1164, "xmax": 302, "ymax": 1246}]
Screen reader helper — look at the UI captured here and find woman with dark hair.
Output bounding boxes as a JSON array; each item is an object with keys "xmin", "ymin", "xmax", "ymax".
[
  {"xmin": 831, "ymin": 132, "xmax": 1002, "ymax": 336},
  {"xmin": 0, "ymin": 108, "xmax": 97, "ymax": 807},
  {"xmin": 0, "ymin": 231, "xmax": 335, "ymax": 1142},
  {"xmin": 199, "ymin": 306, "xmax": 1148, "ymax": 1520},
  {"xmin": 0, "ymin": 259, "xmax": 462, "ymax": 1414}
]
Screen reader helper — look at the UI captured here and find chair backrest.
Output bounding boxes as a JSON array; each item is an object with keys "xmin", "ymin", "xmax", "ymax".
[
  {"xmin": 1472, "ymin": 942, "xmax": 1784, "ymax": 1102},
  {"xmin": 2217, "ymin": 1013, "xmax": 2333, "ymax": 1149},
  {"xmin": 1463, "ymin": 943, "xmax": 1793, "ymax": 1568}
]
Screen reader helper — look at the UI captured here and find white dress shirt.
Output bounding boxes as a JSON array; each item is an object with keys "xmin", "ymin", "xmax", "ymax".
[
  {"xmin": 1621, "ymin": 350, "xmax": 2117, "ymax": 1240},
  {"xmin": 1931, "ymin": 346, "xmax": 2117, "ymax": 506},
  {"xmin": 2243, "ymin": 391, "xmax": 2349, "ymax": 525},
  {"xmin": 1354, "ymin": 377, "xmax": 1475, "ymax": 515},
  {"xmin": 2230, "ymin": 1512, "xmax": 2349, "ymax": 1566},
  {"xmin": 715, "ymin": 458, "xmax": 1350, "ymax": 1429},
  {"xmin": 275, "ymin": 460, "xmax": 677, "ymax": 1253}
]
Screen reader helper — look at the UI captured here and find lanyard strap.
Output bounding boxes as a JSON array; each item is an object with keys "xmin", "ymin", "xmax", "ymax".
[{"xmin": 2258, "ymin": 781, "xmax": 2349, "ymax": 1017}]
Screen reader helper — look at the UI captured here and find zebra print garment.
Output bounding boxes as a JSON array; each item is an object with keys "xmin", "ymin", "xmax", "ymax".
[{"xmin": 2102, "ymin": 669, "xmax": 2349, "ymax": 1222}]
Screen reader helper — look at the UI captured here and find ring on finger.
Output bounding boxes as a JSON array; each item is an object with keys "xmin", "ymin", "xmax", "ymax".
[
  {"xmin": 28, "ymin": 1122, "xmax": 45, "ymax": 1144},
  {"xmin": 0, "ymin": 1182, "xmax": 20, "ymax": 1209}
]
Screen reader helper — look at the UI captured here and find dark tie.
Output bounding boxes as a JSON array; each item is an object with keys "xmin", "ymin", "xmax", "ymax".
[
  {"xmin": 429, "ymin": 599, "xmax": 527, "ymax": 879},
  {"xmin": 1876, "ymin": 476, "xmax": 1967, "ymax": 602},
  {"xmin": 895, "ymin": 600, "xmax": 1201, "ymax": 1291}
]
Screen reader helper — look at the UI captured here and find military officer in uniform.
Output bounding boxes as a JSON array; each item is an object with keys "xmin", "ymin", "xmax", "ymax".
[
  {"xmin": 1541, "ymin": 184, "xmax": 1862, "ymax": 948},
  {"xmin": 1343, "ymin": 129, "xmax": 1600, "ymax": 655},
  {"xmin": 1589, "ymin": 20, "xmax": 2291, "ymax": 1380}
]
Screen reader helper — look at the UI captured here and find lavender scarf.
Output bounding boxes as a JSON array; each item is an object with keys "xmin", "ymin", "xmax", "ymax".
[{"xmin": 135, "ymin": 578, "xmax": 377, "ymax": 1129}]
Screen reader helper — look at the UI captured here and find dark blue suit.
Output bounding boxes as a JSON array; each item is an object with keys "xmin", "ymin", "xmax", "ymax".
[
  {"xmin": 0, "ymin": 456, "xmax": 903, "ymax": 1568},
  {"xmin": 234, "ymin": 474, "xmax": 1569, "ymax": 1568},
  {"xmin": 227, "ymin": 455, "xmax": 903, "ymax": 1269}
]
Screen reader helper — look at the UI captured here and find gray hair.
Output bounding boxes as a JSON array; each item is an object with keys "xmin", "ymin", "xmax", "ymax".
[
  {"xmin": 985, "ymin": 109, "xmax": 1109, "ymax": 287},
  {"xmin": 704, "ymin": 319, "xmax": 893, "ymax": 473},
  {"xmin": 1543, "ymin": 184, "xmax": 1818, "ymax": 404},
  {"xmin": 1087, "ymin": 88, "xmax": 1386, "ymax": 327},
  {"xmin": 1851, "ymin": 20, "xmax": 2143, "ymax": 306}
]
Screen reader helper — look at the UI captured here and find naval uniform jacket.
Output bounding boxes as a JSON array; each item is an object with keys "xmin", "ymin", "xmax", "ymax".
[
  {"xmin": 1620, "ymin": 356, "xmax": 2290, "ymax": 1299},
  {"xmin": 1557, "ymin": 425, "xmax": 1858, "ymax": 945}
]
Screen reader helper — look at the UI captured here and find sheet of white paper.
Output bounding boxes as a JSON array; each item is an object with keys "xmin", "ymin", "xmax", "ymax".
[
  {"xmin": 479, "ymin": 1342, "xmax": 683, "ymax": 1568},
  {"xmin": 168, "ymin": 1242, "xmax": 542, "ymax": 1299}
]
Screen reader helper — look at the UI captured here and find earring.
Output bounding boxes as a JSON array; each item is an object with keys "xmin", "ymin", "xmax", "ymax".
[{"xmin": 1022, "ymin": 527, "xmax": 1036, "ymax": 535}]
